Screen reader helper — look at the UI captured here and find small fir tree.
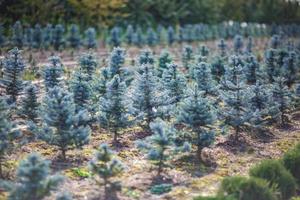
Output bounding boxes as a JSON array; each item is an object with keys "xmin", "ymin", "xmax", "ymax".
[
  {"xmin": 270, "ymin": 35, "xmax": 280, "ymax": 49},
  {"xmin": 219, "ymin": 56, "xmax": 252, "ymax": 141},
  {"xmin": 132, "ymin": 27, "xmax": 144, "ymax": 47},
  {"xmin": 69, "ymin": 71, "xmax": 92, "ymax": 112},
  {"xmin": 20, "ymin": 84, "xmax": 40, "ymax": 122},
  {"xmin": 79, "ymin": 53, "xmax": 98, "ymax": 81},
  {"xmin": 211, "ymin": 56, "xmax": 226, "ymax": 82},
  {"xmin": 131, "ymin": 64, "xmax": 162, "ymax": 130},
  {"xmin": 182, "ymin": 45, "xmax": 194, "ymax": 71},
  {"xmin": 193, "ymin": 62, "xmax": 216, "ymax": 96},
  {"xmin": 0, "ymin": 24, "xmax": 6, "ymax": 51},
  {"xmin": 246, "ymin": 37, "xmax": 253, "ymax": 53},
  {"xmin": 43, "ymin": 24, "xmax": 53, "ymax": 50},
  {"xmin": 109, "ymin": 26, "xmax": 121, "ymax": 47},
  {"xmin": 146, "ymin": 27, "xmax": 157, "ymax": 46},
  {"xmin": 137, "ymin": 49, "xmax": 155, "ymax": 73},
  {"xmin": 282, "ymin": 51, "xmax": 298, "ymax": 88},
  {"xmin": 0, "ymin": 98, "xmax": 20, "ymax": 178},
  {"xmin": 244, "ymin": 55, "xmax": 261, "ymax": 84},
  {"xmin": 177, "ymin": 83, "xmax": 215, "ymax": 157},
  {"xmin": 32, "ymin": 24, "xmax": 43, "ymax": 49},
  {"xmin": 89, "ymin": 144, "xmax": 124, "ymax": 199},
  {"xmin": 125, "ymin": 25, "xmax": 134, "ymax": 45},
  {"xmin": 24, "ymin": 27, "xmax": 33, "ymax": 49},
  {"xmin": 67, "ymin": 24, "xmax": 81, "ymax": 49},
  {"xmin": 84, "ymin": 27, "xmax": 97, "ymax": 49},
  {"xmin": 157, "ymin": 50, "xmax": 172, "ymax": 78},
  {"xmin": 43, "ymin": 56, "xmax": 64, "ymax": 91},
  {"xmin": 167, "ymin": 26, "xmax": 175, "ymax": 45},
  {"xmin": 218, "ymin": 39, "xmax": 227, "ymax": 57},
  {"xmin": 233, "ymin": 35, "xmax": 243, "ymax": 54},
  {"xmin": 1, "ymin": 47, "xmax": 26, "ymax": 103},
  {"xmin": 108, "ymin": 47, "xmax": 126, "ymax": 79},
  {"xmin": 99, "ymin": 75, "xmax": 132, "ymax": 143},
  {"xmin": 5, "ymin": 153, "xmax": 63, "ymax": 200},
  {"xmin": 52, "ymin": 24, "xmax": 65, "ymax": 51},
  {"xmin": 265, "ymin": 49, "xmax": 279, "ymax": 83},
  {"xmin": 31, "ymin": 86, "xmax": 90, "ymax": 160},
  {"xmin": 11, "ymin": 21, "xmax": 24, "ymax": 48}
]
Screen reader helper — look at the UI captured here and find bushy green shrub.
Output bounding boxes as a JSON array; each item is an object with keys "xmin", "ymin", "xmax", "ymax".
[
  {"xmin": 150, "ymin": 183, "xmax": 172, "ymax": 195},
  {"xmin": 282, "ymin": 144, "xmax": 300, "ymax": 185},
  {"xmin": 250, "ymin": 159, "xmax": 296, "ymax": 200},
  {"xmin": 218, "ymin": 176, "xmax": 277, "ymax": 200}
]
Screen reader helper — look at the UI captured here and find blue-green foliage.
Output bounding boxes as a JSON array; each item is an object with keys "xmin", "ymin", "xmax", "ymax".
[
  {"xmin": 24, "ymin": 27, "xmax": 33, "ymax": 48},
  {"xmin": 218, "ymin": 39, "xmax": 227, "ymax": 57},
  {"xmin": 43, "ymin": 56, "xmax": 64, "ymax": 91},
  {"xmin": 249, "ymin": 81, "xmax": 270, "ymax": 112},
  {"xmin": 125, "ymin": 25, "xmax": 134, "ymax": 45},
  {"xmin": 193, "ymin": 62, "xmax": 216, "ymax": 96},
  {"xmin": 79, "ymin": 53, "xmax": 98, "ymax": 81},
  {"xmin": 138, "ymin": 49, "xmax": 154, "ymax": 66},
  {"xmin": 137, "ymin": 119, "xmax": 187, "ymax": 176},
  {"xmin": 131, "ymin": 64, "xmax": 162, "ymax": 129},
  {"xmin": 211, "ymin": 56, "xmax": 225, "ymax": 82},
  {"xmin": 271, "ymin": 77, "xmax": 292, "ymax": 125},
  {"xmin": 233, "ymin": 35, "xmax": 243, "ymax": 54},
  {"xmin": 52, "ymin": 24, "xmax": 65, "ymax": 50},
  {"xmin": 167, "ymin": 26, "xmax": 175, "ymax": 45},
  {"xmin": 265, "ymin": 49, "xmax": 279, "ymax": 83},
  {"xmin": 43, "ymin": 24, "xmax": 53, "ymax": 50},
  {"xmin": 70, "ymin": 71, "xmax": 92, "ymax": 112},
  {"xmin": 0, "ymin": 24, "xmax": 6, "ymax": 48},
  {"xmin": 0, "ymin": 97, "xmax": 20, "ymax": 177},
  {"xmin": 162, "ymin": 63, "xmax": 186, "ymax": 105},
  {"xmin": 157, "ymin": 50, "xmax": 172, "ymax": 77},
  {"xmin": 132, "ymin": 27, "xmax": 144, "ymax": 47},
  {"xmin": 89, "ymin": 143, "xmax": 124, "ymax": 197},
  {"xmin": 246, "ymin": 37, "xmax": 253, "ymax": 53},
  {"xmin": 33, "ymin": 24, "xmax": 43, "ymax": 49},
  {"xmin": 177, "ymin": 83, "xmax": 215, "ymax": 154},
  {"xmin": 270, "ymin": 35, "xmax": 281, "ymax": 49},
  {"xmin": 110, "ymin": 26, "xmax": 121, "ymax": 47},
  {"xmin": 108, "ymin": 47, "xmax": 126, "ymax": 79},
  {"xmin": 219, "ymin": 56, "xmax": 252, "ymax": 141},
  {"xmin": 31, "ymin": 86, "xmax": 90, "ymax": 159},
  {"xmin": 20, "ymin": 84, "xmax": 40, "ymax": 122},
  {"xmin": 182, "ymin": 45, "xmax": 194, "ymax": 71},
  {"xmin": 67, "ymin": 24, "xmax": 81, "ymax": 49},
  {"xmin": 84, "ymin": 27, "xmax": 97, "ymax": 49},
  {"xmin": 282, "ymin": 51, "xmax": 298, "ymax": 87},
  {"xmin": 1, "ymin": 47, "xmax": 26, "ymax": 103},
  {"xmin": 91, "ymin": 67, "xmax": 109, "ymax": 104},
  {"xmin": 11, "ymin": 21, "xmax": 24, "ymax": 48},
  {"xmin": 244, "ymin": 55, "xmax": 261, "ymax": 84},
  {"xmin": 146, "ymin": 27, "xmax": 157, "ymax": 46},
  {"xmin": 6, "ymin": 153, "xmax": 63, "ymax": 200},
  {"xmin": 99, "ymin": 75, "xmax": 132, "ymax": 143}
]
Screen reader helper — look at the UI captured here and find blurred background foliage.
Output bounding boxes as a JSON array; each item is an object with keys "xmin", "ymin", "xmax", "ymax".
[{"xmin": 0, "ymin": 0, "xmax": 299, "ymax": 28}]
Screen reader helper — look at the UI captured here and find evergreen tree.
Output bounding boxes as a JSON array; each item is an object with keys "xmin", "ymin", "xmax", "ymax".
[
  {"xmin": 1, "ymin": 47, "xmax": 26, "ymax": 103},
  {"xmin": 220, "ymin": 56, "xmax": 252, "ymax": 141},
  {"xmin": 91, "ymin": 67, "xmax": 109, "ymax": 104},
  {"xmin": 31, "ymin": 86, "xmax": 90, "ymax": 160},
  {"xmin": 84, "ymin": 27, "xmax": 97, "ymax": 49},
  {"xmin": 79, "ymin": 53, "xmax": 98, "ymax": 81},
  {"xmin": 249, "ymin": 81, "xmax": 270, "ymax": 112},
  {"xmin": 0, "ymin": 98, "xmax": 20, "ymax": 178},
  {"xmin": 52, "ymin": 24, "xmax": 65, "ymax": 51},
  {"xmin": 43, "ymin": 24, "xmax": 52, "ymax": 50},
  {"xmin": 108, "ymin": 47, "xmax": 126, "ymax": 79},
  {"xmin": 132, "ymin": 27, "xmax": 144, "ymax": 47},
  {"xmin": 182, "ymin": 45, "xmax": 194, "ymax": 71},
  {"xmin": 211, "ymin": 56, "xmax": 225, "ymax": 82},
  {"xmin": 24, "ymin": 27, "xmax": 33, "ymax": 49},
  {"xmin": 43, "ymin": 56, "xmax": 64, "ymax": 91},
  {"xmin": 146, "ymin": 27, "xmax": 157, "ymax": 46},
  {"xmin": 11, "ymin": 21, "xmax": 24, "ymax": 48},
  {"xmin": 125, "ymin": 25, "xmax": 134, "ymax": 45},
  {"xmin": 246, "ymin": 37, "xmax": 253, "ymax": 53},
  {"xmin": 270, "ymin": 35, "xmax": 280, "ymax": 49},
  {"xmin": 99, "ymin": 75, "xmax": 132, "ymax": 143},
  {"xmin": 282, "ymin": 51, "xmax": 298, "ymax": 88},
  {"xmin": 67, "ymin": 24, "xmax": 81, "ymax": 49},
  {"xmin": 157, "ymin": 50, "xmax": 172, "ymax": 78},
  {"xmin": 32, "ymin": 24, "xmax": 43, "ymax": 49},
  {"xmin": 70, "ymin": 71, "xmax": 92, "ymax": 112},
  {"xmin": 218, "ymin": 39, "xmax": 227, "ymax": 57},
  {"xmin": 89, "ymin": 143, "xmax": 124, "ymax": 199},
  {"xmin": 20, "ymin": 84, "xmax": 39, "ymax": 122},
  {"xmin": 233, "ymin": 35, "xmax": 243, "ymax": 54},
  {"xmin": 0, "ymin": 24, "xmax": 6, "ymax": 51},
  {"xmin": 5, "ymin": 153, "xmax": 63, "ymax": 200},
  {"xmin": 162, "ymin": 63, "xmax": 186, "ymax": 105},
  {"xmin": 137, "ymin": 119, "xmax": 188, "ymax": 177},
  {"xmin": 193, "ymin": 62, "xmax": 216, "ymax": 96},
  {"xmin": 138, "ymin": 49, "xmax": 154, "ymax": 67},
  {"xmin": 131, "ymin": 64, "xmax": 162, "ymax": 130},
  {"xmin": 271, "ymin": 76, "xmax": 292, "ymax": 126},
  {"xmin": 167, "ymin": 26, "xmax": 175, "ymax": 45},
  {"xmin": 244, "ymin": 55, "xmax": 260, "ymax": 84},
  {"xmin": 265, "ymin": 49, "xmax": 279, "ymax": 83},
  {"xmin": 177, "ymin": 83, "xmax": 215, "ymax": 156},
  {"xmin": 109, "ymin": 26, "xmax": 121, "ymax": 47}
]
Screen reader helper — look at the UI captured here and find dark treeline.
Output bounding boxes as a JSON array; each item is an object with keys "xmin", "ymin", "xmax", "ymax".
[{"xmin": 0, "ymin": 0, "xmax": 300, "ymax": 28}]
